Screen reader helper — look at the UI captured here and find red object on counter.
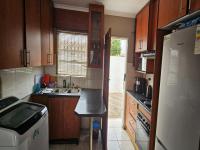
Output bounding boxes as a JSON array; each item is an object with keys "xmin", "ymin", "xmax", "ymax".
[{"xmin": 41, "ymin": 74, "xmax": 50, "ymax": 87}]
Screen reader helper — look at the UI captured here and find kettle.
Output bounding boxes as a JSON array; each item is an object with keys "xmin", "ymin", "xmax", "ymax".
[
  {"xmin": 146, "ymin": 78, "xmax": 152, "ymax": 99},
  {"xmin": 146, "ymin": 85, "xmax": 152, "ymax": 99}
]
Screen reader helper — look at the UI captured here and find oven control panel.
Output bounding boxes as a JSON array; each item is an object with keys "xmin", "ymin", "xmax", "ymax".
[{"xmin": 137, "ymin": 112, "xmax": 150, "ymax": 135}]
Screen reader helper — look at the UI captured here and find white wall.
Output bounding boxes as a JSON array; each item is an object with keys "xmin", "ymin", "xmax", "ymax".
[
  {"xmin": 0, "ymin": 67, "xmax": 44, "ymax": 100},
  {"xmin": 109, "ymin": 56, "xmax": 126, "ymax": 93}
]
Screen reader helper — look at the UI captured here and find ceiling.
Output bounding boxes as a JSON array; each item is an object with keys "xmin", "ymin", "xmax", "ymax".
[{"xmin": 53, "ymin": 0, "xmax": 149, "ymax": 18}]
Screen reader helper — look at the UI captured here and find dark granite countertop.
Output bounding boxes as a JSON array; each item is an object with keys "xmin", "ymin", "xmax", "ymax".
[
  {"xmin": 127, "ymin": 90, "xmax": 151, "ymax": 114},
  {"xmin": 33, "ymin": 88, "xmax": 106, "ymax": 117},
  {"xmin": 74, "ymin": 89, "xmax": 107, "ymax": 117}
]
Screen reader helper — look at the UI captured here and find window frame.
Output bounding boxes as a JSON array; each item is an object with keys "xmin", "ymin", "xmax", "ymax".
[{"xmin": 56, "ymin": 30, "xmax": 88, "ymax": 77}]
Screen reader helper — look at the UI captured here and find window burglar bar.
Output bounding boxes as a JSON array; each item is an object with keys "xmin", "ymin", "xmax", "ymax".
[{"xmin": 57, "ymin": 32, "xmax": 88, "ymax": 77}]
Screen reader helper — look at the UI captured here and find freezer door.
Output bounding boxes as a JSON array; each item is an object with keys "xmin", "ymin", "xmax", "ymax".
[{"xmin": 156, "ymin": 25, "xmax": 200, "ymax": 150}]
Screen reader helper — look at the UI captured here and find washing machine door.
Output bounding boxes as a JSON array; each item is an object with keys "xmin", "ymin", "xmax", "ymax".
[{"xmin": 0, "ymin": 102, "xmax": 47, "ymax": 135}]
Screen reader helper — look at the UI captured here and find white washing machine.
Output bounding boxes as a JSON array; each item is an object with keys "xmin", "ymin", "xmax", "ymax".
[{"xmin": 0, "ymin": 97, "xmax": 49, "ymax": 150}]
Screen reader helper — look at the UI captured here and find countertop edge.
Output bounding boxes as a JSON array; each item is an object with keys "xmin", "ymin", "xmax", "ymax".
[{"xmin": 127, "ymin": 91, "xmax": 151, "ymax": 114}]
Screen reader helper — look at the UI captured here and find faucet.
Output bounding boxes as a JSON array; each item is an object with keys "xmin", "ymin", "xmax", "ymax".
[{"xmin": 68, "ymin": 75, "xmax": 73, "ymax": 88}]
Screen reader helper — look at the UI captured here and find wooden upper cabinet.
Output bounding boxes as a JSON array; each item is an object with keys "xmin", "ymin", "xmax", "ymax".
[
  {"xmin": 25, "ymin": 0, "xmax": 41, "ymax": 67},
  {"xmin": 158, "ymin": 0, "xmax": 187, "ymax": 28},
  {"xmin": 135, "ymin": 4, "xmax": 149, "ymax": 52},
  {"xmin": 0, "ymin": 0, "xmax": 24, "ymax": 69},
  {"xmin": 135, "ymin": 13, "xmax": 142, "ymax": 52},
  {"xmin": 141, "ymin": 4, "xmax": 149, "ymax": 51},
  {"xmin": 148, "ymin": 0, "xmax": 159, "ymax": 50},
  {"xmin": 88, "ymin": 4, "xmax": 104, "ymax": 68},
  {"xmin": 190, "ymin": 0, "xmax": 200, "ymax": 13},
  {"xmin": 41, "ymin": 0, "xmax": 54, "ymax": 66}
]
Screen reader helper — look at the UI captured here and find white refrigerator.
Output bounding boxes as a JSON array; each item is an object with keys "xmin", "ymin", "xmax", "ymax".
[{"xmin": 155, "ymin": 25, "xmax": 200, "ymax": 150}]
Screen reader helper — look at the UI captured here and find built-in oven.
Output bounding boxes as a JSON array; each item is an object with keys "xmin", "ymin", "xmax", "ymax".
[{"xmin": 135, "ymin": 111, "xmax": 150, "ymax": 150}]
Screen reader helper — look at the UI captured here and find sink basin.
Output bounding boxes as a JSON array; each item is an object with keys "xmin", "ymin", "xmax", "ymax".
[
  {"xmin": 53, "ymin": 88, "xmax": 81, "ymax": 95},
  {"xmin": 40, "ymin": 88, "xmax": 81, "ymax": 95},
  {"xmin": 54, "ymin": 88, "xmax": 68, "ymax": 93}
]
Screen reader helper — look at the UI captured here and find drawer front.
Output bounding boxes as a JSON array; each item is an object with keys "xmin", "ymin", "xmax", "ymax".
[
  {"xmin": 126, "ymin": 114, "xmax": 136, "ymax": 140},
  {"xmin": 129, "ymin": 99, "xmax": 138, "ymax": 120}
]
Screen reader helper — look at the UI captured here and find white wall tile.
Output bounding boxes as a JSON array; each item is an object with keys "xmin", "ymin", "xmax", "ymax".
[
  {"xmin": 44, "ymin": 65, "xmax": 103, "ymax": 89},
  {"xmin": 0, "ymin": 67, "xmax": 44, "ymax": 99}
]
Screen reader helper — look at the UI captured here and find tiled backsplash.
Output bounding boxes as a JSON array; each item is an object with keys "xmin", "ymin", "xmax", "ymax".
[
  {"xmin": 125, "ymin": 63, "xmax": 136, "ymax": 91},
  {"xmin": 0, "ymin": 67, "xmax": 44, "ymax": 99},
  {"xmin": 44, "ymin": 65, "xmax": 103, "ymax": 89}
]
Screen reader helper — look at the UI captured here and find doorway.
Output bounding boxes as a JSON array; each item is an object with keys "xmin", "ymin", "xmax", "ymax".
[
  {"xmin": 107, "ymin": 37, "xmax": 135, "ymax": 150},
  {"xmin": 108, "ymin": 37, "xmax": 127, "ymax": 124}
]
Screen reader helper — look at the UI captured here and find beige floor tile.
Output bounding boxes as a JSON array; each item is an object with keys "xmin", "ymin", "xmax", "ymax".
[
  {"xmin": 108, "ymin": 118, "xmax": 123, "ymax": 128},
  {"xmin": 107, "ymin": 141, "xmax": 120, "ymax": 150},
  {"xmin": 108, "ymin": 128, "xmax": 118, "ymax": 141},
  {"xmin": 115, "ymin": 128, "xmax": 130, "ymax": 141},
  {"xmin": 118, "ymin": 141, "xmax": 135, "ymax": 150}
]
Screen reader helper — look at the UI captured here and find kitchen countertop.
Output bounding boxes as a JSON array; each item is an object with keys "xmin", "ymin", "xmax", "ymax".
[
  {"xmin": 33, "ymin": 88, "xmax": 106, "ymax": 117},
  {"xmin": 74, "ymin": 89, "xmax": 106, "ymax": 117},
  {"xmin": 127, "ymin": 90, "xmax": 151, "ymax": 114}
]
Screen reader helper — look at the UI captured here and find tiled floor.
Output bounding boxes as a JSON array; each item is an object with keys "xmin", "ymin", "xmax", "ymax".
[
  {"xmin": 108, "ymin": 93, "xmax": 124, "ymax": 118},
  {"xmin": 50, "ymin": 118, "xmax": 135, "ymax": 150},
  {"xmin": 107, "ymin": 118, "xmax": 135, "ymax": 150}
]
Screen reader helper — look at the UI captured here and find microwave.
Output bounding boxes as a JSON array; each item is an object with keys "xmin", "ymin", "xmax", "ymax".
[{"xmin": 137, "ymin": 57, "xmax": 147, "ymax": 72}]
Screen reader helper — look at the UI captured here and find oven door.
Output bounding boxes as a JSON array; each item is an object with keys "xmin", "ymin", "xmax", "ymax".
[{"xmin": 135, "ymin": 118, "xmax": 149, "ymax": 150}]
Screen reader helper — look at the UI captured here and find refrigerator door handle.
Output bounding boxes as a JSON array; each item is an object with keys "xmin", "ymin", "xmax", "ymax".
[
  {"xmin": 157, "ymin": 137, "xmax": 168, "ymax": 150},
  {"xmin": 198, "ymin": 136, "xmax": 200, "ymax": 150}
]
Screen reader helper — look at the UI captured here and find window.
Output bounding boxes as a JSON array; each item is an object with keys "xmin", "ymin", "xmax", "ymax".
[{"xmin": 57, "ymin": 32, "xmax": 88, "ymax": 76}]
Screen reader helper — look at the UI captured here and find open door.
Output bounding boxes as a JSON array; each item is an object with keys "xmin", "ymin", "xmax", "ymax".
[{"xmin": 102, "ymin": 28, "xmax": 111, "ymax": 150}]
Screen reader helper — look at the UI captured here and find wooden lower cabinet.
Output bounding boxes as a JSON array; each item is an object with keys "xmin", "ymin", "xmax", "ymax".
[
  {"xmin": 190, "ymin": 0, "xmax": 200, "ymax": 13},
  {"xmin": 31, "ymin": 95, "xmax": 81, "ymax": 140},
  {"xmin": 63, "ymin": 97, "xmax": 81, "ymax": 139},
  {"xmin": 125, "ymin": 93, "xmax": 137, "ymax": 141},
  {"xmin": 31, "ymin": 95, "xmax": 48, "ymax": 107},
  {"xmin": 125, "ymin": 92, "xmax": 151, "ymax": 145},
  {"xmin": 48, "ymin": 97, "xmax": 81, "ymax": 140}
]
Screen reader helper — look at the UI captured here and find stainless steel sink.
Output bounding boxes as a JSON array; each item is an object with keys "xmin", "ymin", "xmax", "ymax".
[{"xmin": 40, "ymin": 88, "xmax": 81, "ymax": 95}]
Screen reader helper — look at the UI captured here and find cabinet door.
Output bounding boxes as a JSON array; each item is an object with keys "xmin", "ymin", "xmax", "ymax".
[
  {"xmin": 190, "ymin": 0, "xmax": 200, "ymax": 13},
  {"xmin": 135, "ymin": 13, "xmax": 142, "ymax": 52},
  {"xmin": 88, "ymin": 4, "xmax": 104, "ymax": 68},
  {"xmin": 0, "ymin": 0, "xmax": 24, "ymax": 69},
  {"xmin": 49, "ymin": 0, "xmax": 54, "ymax": 65},
  {"xmin": 41, "ymin": 0, "xmax": 50, "ymax": 66},
  {"xmin": 25, "ymin": 0, "xmax": 41, "ymax": 67},
  {"xmin": 63, "ymin": 97, "xmax": 80, "ymax": 139},
  {"xmin": 31, "ymin": 95, "xmax": 48, "ymax": 107},
  {"xmin": 41, "ymin": 0, "xmax": 54, "ymax": 66},
  {"xmin": 158, "ymin": 0, "xmax": 187, "ymax": 28},
  {"xmin": 141, "ymin": 4, "xmax": 149, "ymax": 51},
  {"xmin": 48, "ymin": 98, "xmax": 65, "ymax": 140}
]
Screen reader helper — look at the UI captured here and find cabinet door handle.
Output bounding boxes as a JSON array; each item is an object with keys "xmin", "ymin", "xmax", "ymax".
[
  {"xmin": 47, "ymin": 53, "xmax": 50, "ymax": 64},
  {"xmin": 22, "ymin": 49, "xmax": 30, "ymax": 67},
  {"xmin": 26, "ymin": 50, "xmax": 30, "ymax": 67},
  {"xmin": 188, "ymin": 0, "xmax": 192, "ymax": 13},
  {"xmin": 179, "ymin": 0, "xmax": 183, "ymax": 16},
  {"xmin": 139, "ymin": 40, "xmax": 142, "ymax": 49},
  {"xmin": 48, "ymin": 53, "xmax": 53, "ymax": 64}
]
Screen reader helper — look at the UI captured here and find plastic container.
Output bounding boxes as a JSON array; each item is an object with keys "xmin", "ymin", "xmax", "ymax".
[{"xmin": 93, "ymin": 120, "xmax": 101, "ymax": 139}]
